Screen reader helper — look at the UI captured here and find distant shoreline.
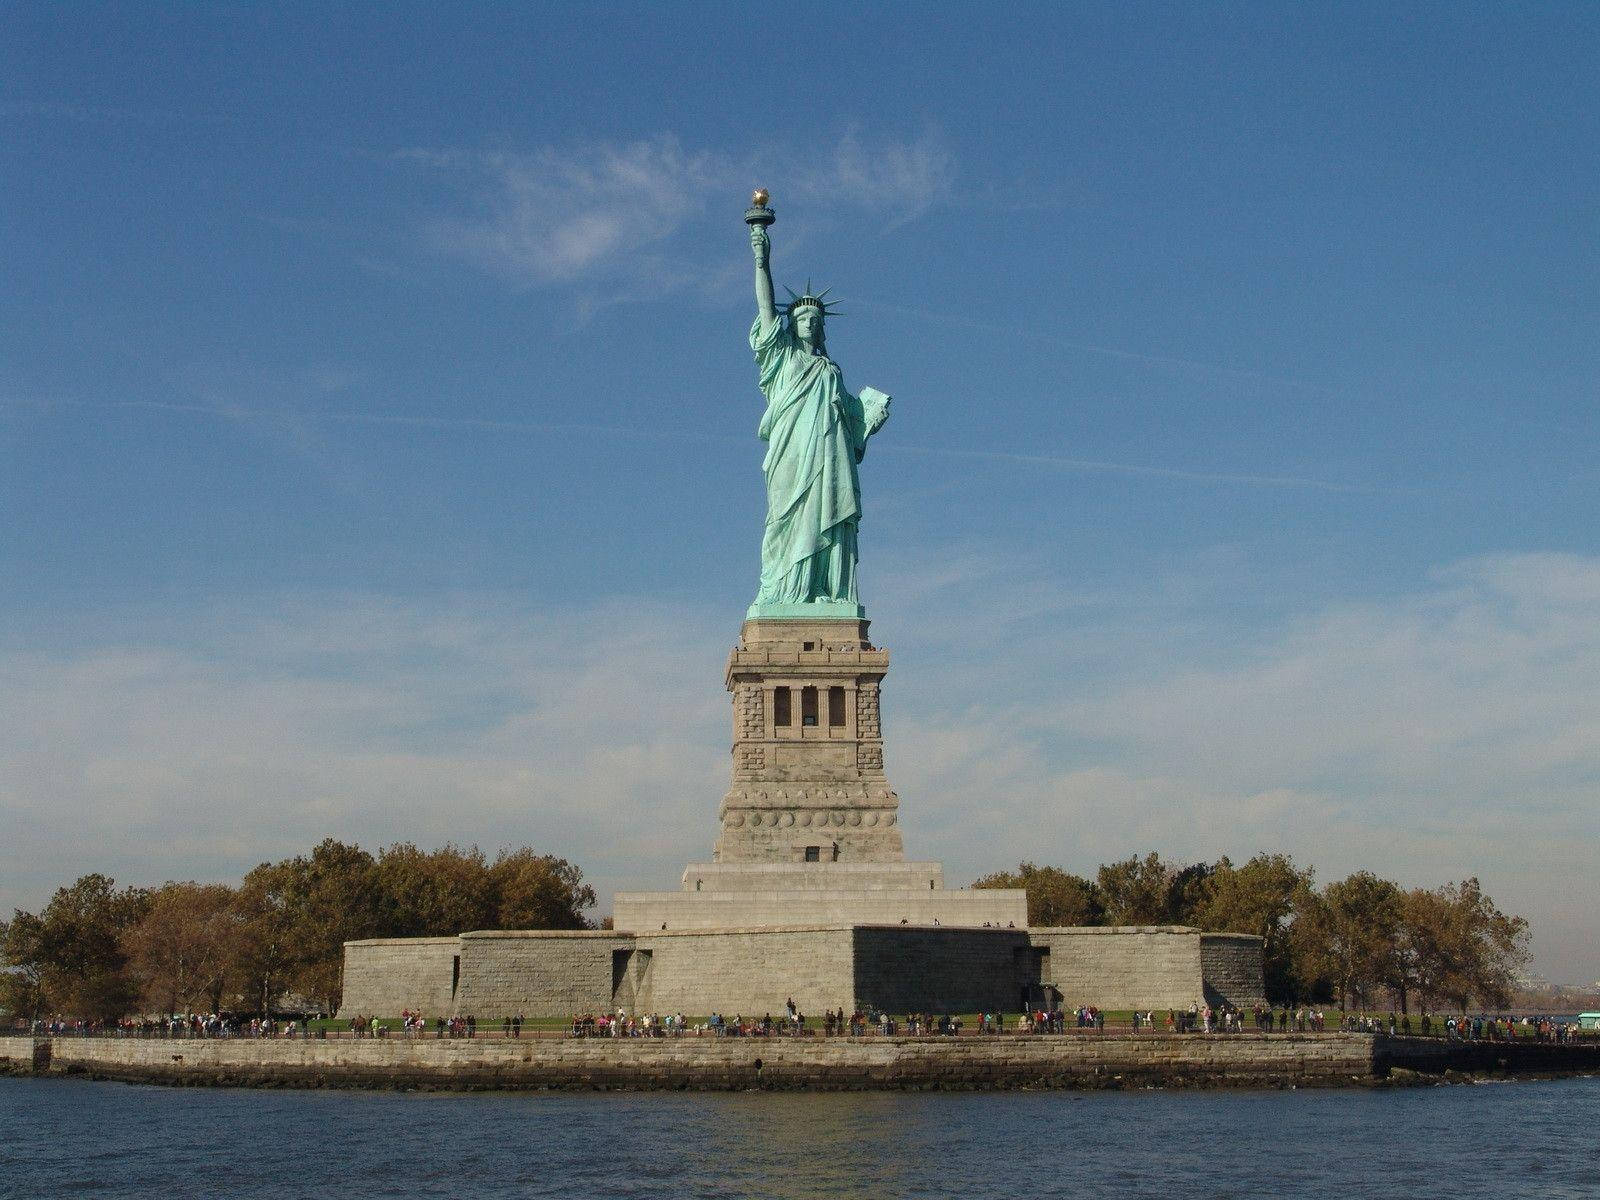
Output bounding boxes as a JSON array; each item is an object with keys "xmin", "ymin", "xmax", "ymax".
[{"xmin": 4, "ymin": 1033, "xmax": 1597, "ymax": 1092}]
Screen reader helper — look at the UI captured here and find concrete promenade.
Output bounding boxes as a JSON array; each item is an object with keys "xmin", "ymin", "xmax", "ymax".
[{"xmin": 4, "ymin": 1033, "xmax": 1595, "ymax": 1092}]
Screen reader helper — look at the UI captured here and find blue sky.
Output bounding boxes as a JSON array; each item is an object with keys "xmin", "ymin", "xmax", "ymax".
[{"xmin": 3, "ymin": 4, "xmax": 1598, "ymax": 981}]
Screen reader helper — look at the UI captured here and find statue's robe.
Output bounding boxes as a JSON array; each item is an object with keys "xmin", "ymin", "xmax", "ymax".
[{"xmin": 750, "ymin": 315, "xmax": 888, "ymax": 605}]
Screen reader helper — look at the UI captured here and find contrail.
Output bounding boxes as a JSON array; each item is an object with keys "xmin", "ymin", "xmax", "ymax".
[
  {"xmin": 883, "ymin": 444, "xmax": 1393, "ymax": 494},
  {"xmin": 94, "ymin": 397, "xmax": 750, "ymax": 447},
  {"xmin": 853, "ymin": 298, "xmax": 1351, "ymax": 397},
  {"xmin": 10, "ymin": 395, "xmax": 1389, "ymax": 493}
]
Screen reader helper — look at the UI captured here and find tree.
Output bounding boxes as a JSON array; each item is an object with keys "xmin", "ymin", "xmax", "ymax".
[
  {"xmin": 0, "ymin": 874, "xmax": 149, "ymax": 1021},
  {"xmin": 971, "ymin": 862, "xmax": 1104, "ymax": 926},
  {"xmin": 375, "ymin": 842, "xmax": 496, "ymax": 937},
  {"xmin": 1193, "ymin": 854, "xmax": 1313, "ymax": 1004},
  {"xmin": 234, "ymin": 840, "xmax": 385, "ymax": 1015},
  {"xmin": 2, "ymin": 838, "xmax": 602, "ymax": 1022},
  {"xmin": 1447, "ymin": 878, "xmax": 1530, "ymax": 1009},
  {"xmin": 121, "ymin": 882, "xmax": 246, "ymax": 1015},
  {"xmin": 0, "ymin": 911, "xmax": 48, "ymax": 1019},
  {"xmin": 1400, "ymin": 878, "xmax": 1530, "ymax": 1012},
  {"xmin": 235, "ymin": 859, "xmax": 302, "ymax": 1018},
  {"xmin": 1295, "ymin": 871, "xmax": 1403, "ymax": 1009},
  {"xmin": 1096, "ymin": 852, "xmax": 1208, "ymax": 925},
  {"xmin": 1165, "ymin": 861, "xmax": 1215, "ymax": 926},
  {"xmin": 1096, "ymin": 853, "xmax": 1171, "ymax": 924},
  {"xmin": 490, "ymin": 850, "xmax": 595, "ymax": 930},
  {"xmin": 286, "ymin": 839, "xmax": 385, "ymax": 1012}
]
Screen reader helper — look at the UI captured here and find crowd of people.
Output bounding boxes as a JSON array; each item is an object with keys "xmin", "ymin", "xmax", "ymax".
[
  {"xmin": 23, "ymin": 1014, "xmax": 313, "ymax": 1038},
  {"xmin": 346, "ymin": 1011, "xmax": 530, "ymax": 1038},
  {"xmin": 560, "ymin": 1002, "xmax": 1293, "ymax": 1038},
  {"xmin": 14, "ymin": 1006, "xmax": 1588, "ymax": 1042},
  {"xmin": 1431, "ymin": 1013, "xmax": 1579, "ymax": 1042}
]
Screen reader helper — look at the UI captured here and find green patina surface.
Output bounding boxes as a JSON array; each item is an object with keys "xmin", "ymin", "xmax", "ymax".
[
  {"xmin": 743, "ymin": 599, "xmax": 866, "ymax": 621},
  {"xmin": 746, "ymin": 197, "xmax": 890, "ymax": 621}
]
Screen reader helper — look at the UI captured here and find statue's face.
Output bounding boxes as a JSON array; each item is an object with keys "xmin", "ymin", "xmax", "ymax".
[{"xmin": 793, "ymin": 306, "xmax": 822, "ymax": 343}]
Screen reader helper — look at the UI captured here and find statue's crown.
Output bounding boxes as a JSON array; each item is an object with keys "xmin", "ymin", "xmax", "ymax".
[{"xmin": 783, "ymin": 282, "xmax": 842, "ymax": 319}]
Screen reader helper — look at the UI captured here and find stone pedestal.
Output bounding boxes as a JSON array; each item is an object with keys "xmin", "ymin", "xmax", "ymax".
[
  {"xmin": 610, "ymin": 611, "xmax": 1030, "ymax": 934},
  {"xmin": 716, "ymin": 617, "xmax": 902, "ymax": 863}
]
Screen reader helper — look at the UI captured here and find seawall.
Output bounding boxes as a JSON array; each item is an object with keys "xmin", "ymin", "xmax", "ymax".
[{"xmin": 5, "ymin": 1033, "xmax": 1593, "ymax": 1092}]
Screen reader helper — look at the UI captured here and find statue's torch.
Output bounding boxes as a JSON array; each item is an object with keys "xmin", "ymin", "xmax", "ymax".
[{"xmin": 745, "ymin": 188, "xmax": 775, "ymax": 228}]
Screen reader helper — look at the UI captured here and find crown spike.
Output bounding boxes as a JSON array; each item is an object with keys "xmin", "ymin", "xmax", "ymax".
[{"xmin": 782, "ymin": 280, "xmax": 842, "ymax": 319}]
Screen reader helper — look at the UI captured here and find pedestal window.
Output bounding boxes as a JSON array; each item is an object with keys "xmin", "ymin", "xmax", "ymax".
[{"xmin": 828, "ymin": 686, "xmax": 846, "ymax": 726}]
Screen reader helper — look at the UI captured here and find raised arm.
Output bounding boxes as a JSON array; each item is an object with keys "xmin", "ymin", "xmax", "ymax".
[{"xmin": 752, "ymin": 225, "xmax": 776, "ymax": 329}]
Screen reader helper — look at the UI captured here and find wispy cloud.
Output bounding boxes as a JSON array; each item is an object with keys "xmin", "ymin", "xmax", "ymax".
[
  {"xmin": 0, "ymin": 596, "xmax": 729, "ymax": 916},
  {"xmin": 885, "ymin": 551, "xmax": 1600, "ymax": 977},
  {"xmin": 397, "ymin": 129, "xmax": 957, "ymax": 290},
  {"xmin": 398, "ymin": 138, "xmax": 723, "ymax": 286},
  {"xmin": 786, "ymin": 129, "xmax": 955, "ymax": 227},
  {"xmin": 5, "ymin": 554, "xmax": 1595, "ymax": 977}
]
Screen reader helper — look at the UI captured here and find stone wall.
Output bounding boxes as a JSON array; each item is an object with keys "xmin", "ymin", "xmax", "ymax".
[
  {"xmin": 1030, "ymin": 927, "xmax": 1266, "ymax": 1010},
  {"xmin": 1199, "ymin": 933, "xmax": 1268, "ymax": 1007},
  {"xmin": 24, "ymin": 1032, "xmax": 1389, "ymax": 1090},
  {"xmin": 1032, "ymin": 927, "xmax": 1201, "ymax": 1010},
  {"xmin": 853, "ymin": 926, "xmax": 1031, "ymax": 1014},
  {"xmin": 0, "ymin": 1036, "xmax": 46, "ymax": 1073},
  {"xmin": 635, "ymin": 926, "xmax": 856, "ymax": 1017},
  {"xmin": 613, "ymin": 888, "xmax": 1026, "ymax": 932},
  {"xmin": 17, "ymin": 1033, "xmax": 1600, "ymax": 1090},
  {"xmin": 338, "ymin": 937, "xmax": 459, "ymax": 1018},
  {"xmin": 335, "ymin": 921, "xmax": 1259, "ymax": 1020},
  {"xmin": 451, "ymin": 931, "xmax": 631, "ymax": 1018},
  {"xmin": 633, "ymin": 924, "xmax": 1031, "ymax": 1017},
  {"xmin": 680, "ymin": 862, "xmax": 947, "ymax": 892}
]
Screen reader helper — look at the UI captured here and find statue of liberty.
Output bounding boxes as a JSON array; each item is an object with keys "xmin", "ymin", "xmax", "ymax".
[{"xmin": 746, "ymin": 191, "xmax": 891, "ymax": 619}]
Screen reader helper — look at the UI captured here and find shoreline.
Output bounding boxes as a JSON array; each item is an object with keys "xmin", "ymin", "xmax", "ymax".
[{"xmin": 4, "ymin": 1033, "xmax": 1595, "ymax": 1093}]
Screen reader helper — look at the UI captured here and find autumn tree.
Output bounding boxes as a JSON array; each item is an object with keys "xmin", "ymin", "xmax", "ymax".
[
  {"xmin": 2, "ymin": 839, "xmax": 599, "ymax": 1021},
  {"xmin": 121, "ymin": 882, "xmax": 246, "ymax": 1015},
  {"xmin": 1400, "ymin": 878, "xmax": 1529, "ymax": 1012},
  {"xmin": 1192, "ymin": 853, "xmax": 1314, "ymax": 1004},
  {"xmin": 234, "ymin": 858, "xmax": 303, "ymax": 1018},
  {"xmin": 282, "ymin": 839, "xmax": 386, "ymax": 1011},
  {"xmin": 1444, "ymin": 877, "xmax": 1530, "ymax": 1009},
  {"xmin": 375, "ymin": 842, "xmax": 497, "ymax": 936},
  {"xmin": 1096, "ymin": 852, "xmax": 1210, "ymax": 925},
  {"xmin": 965, "ymin": 853, "xmax": 1533, "ymax": 1014},
  {"xmin": 1395, "ymin": 885, "xmax": 1450, "ymax": 1012},
  {"xmin": 490, "ymin": 849, "xmax": 595, "ymax": 930},
  {"xmin": 971, "ymin": 862, "xmax": 1104, "ymax": 926},
  {"xmin": 372, "ymin": 843, "xmax": 594, "ymax": 936},
  {"xmin": 0, "ymin": 874, "xmax": 149, "ymax": 1021},
  {"xmin": 233, "ymin": 841, "xmax": 383, "ymax": 1016},
  {"xmin": 1293, "ymin": 871, "xmax": 1403, "ymax": 1009},
  {"xmin": 0, "ymin": 911, "xmax": 47, "ymax": 1018}
]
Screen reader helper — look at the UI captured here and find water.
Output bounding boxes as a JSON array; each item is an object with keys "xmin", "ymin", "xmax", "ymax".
[{"xmin": 2, "ymin": 1075, "xmax": 1597, "ymax": 1198}]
